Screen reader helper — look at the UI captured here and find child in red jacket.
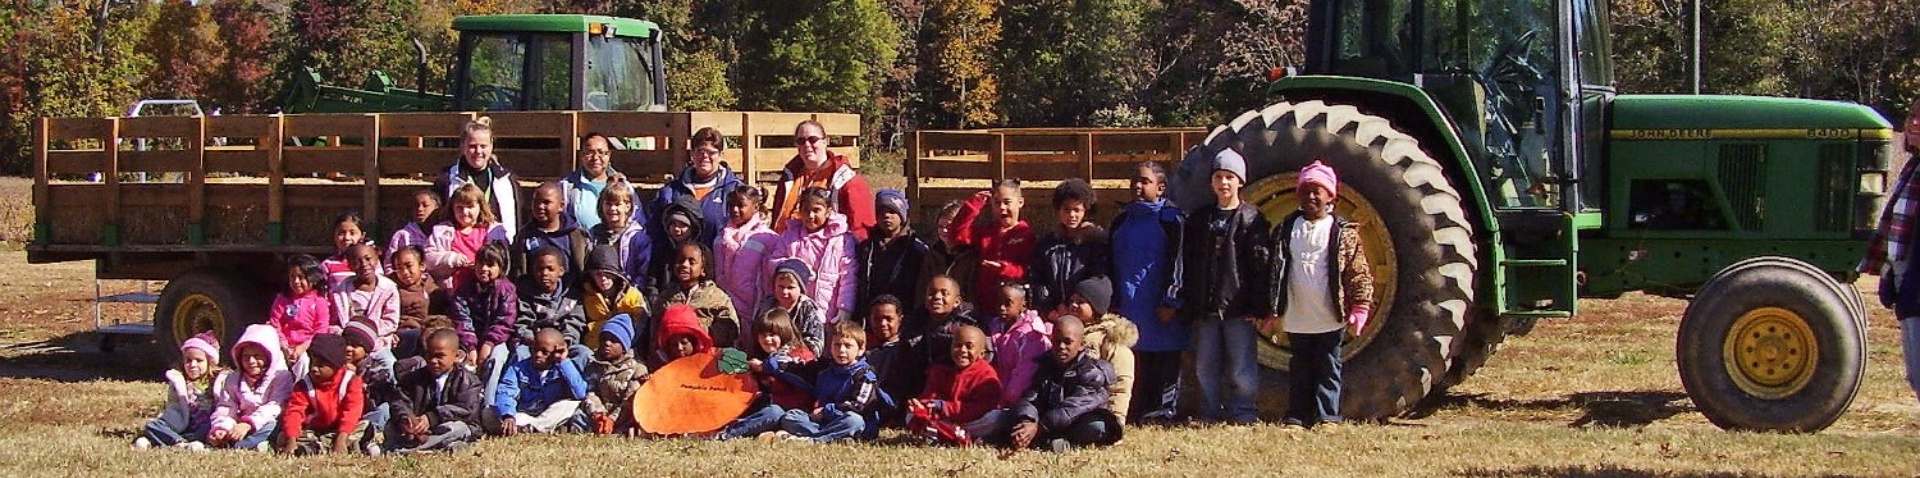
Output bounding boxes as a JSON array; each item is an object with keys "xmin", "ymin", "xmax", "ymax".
[
  {"xmin": 275, "ymin": 333, "xmax": 365, "ymax": 455},
  {"xmin": 954, "ymin": 180, "xmax": 1036, "ymax": 308},
  {"xmin": 906, "ymin": 325, "xmax": 1003, "ymax": 446}
]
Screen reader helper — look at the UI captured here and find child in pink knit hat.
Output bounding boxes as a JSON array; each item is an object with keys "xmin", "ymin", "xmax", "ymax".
[
  {"xmin": 1266, "ymin": 159, "xmax": 1374, "ymax": 429},
  {"xmin": 135, "ymin": 333, "xmax": 227, "ymax": 450}
]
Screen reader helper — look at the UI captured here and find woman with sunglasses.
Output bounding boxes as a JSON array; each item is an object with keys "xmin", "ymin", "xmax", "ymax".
[{"xmin": 770, "ymin": 120, "xmax": 877, "ymax": 241}]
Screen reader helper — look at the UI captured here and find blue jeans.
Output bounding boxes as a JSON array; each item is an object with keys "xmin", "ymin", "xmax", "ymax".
[
  {"xmin": 359, "ymin": 403, "xmax": 390, "ymax": 449},
  {"xmin": 1190, "ymin": 315, "xmax": 1261, "ymax": 422},
  {"xmin": 143, "ymin": 418, "xmax": 208, "ymax": 447},
  {"xmin": 228, "ymin": 421, "xmax": 278, "ymax": 450},
  {"xmin": 779, "ymin": 408, "xmax": 866, "ymax": 443},
  {"xmin": 1286, "ymin": 330, "xmax": 1344, "ymax": 426},
  {"xmin": 1903, "ymin": 317, "xmax": 1920, "ymax": 404},
  {"xmin": 716, "ymin": 403, "xmax": 785, "ymax": 440}
]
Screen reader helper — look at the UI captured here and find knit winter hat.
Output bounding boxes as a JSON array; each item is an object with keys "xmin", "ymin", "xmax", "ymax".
[
  {"xmin": 342, "ymin": 322, "xmax": 379, "ymax": 352},
  {"xmin": 602, "ymin": 313, "xmax": 636, "ymax": 350},
  {"xmin": 308, "ymin": 333, "xmax": 348, "ymax": 368},
  {"xmin": 875, "ymin": 189, "xmax": 909, "ymax": 217},
  {"xmin": 772, "ymin": 258, "xmax": 815, "ymax": 288},
  {"xmin": 1072, "ymin": 276, "xmax": 1114, "ymax": 314},
  {"xmin": 180, "ymin": 332, "xmax": 220, "ymax": 364},
  {"xmin": 1213, "ymin": 149, "xmax": 1248, "ymax": 182},
  {"xmin": 1298, "ymin": 160, "xmax": 1338, "ymax": 197},
  {"xmin": 666, "ymin": 209, "xmax": 695, "ymax": 227}
]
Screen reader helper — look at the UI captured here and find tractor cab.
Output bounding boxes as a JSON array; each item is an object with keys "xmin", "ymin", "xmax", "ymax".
[
  {"xmin": 453, "ymin": 15, "xmax": 668, "ymax": 112},
  {"xmin": 1304, "ymin": 0, "xmax": 1613, "ymax": 213}
]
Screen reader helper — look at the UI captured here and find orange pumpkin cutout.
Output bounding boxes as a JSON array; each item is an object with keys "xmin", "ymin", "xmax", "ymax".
[{"xmin": 633, "ymin": 350, "xmax": 759, "ymax": 434}]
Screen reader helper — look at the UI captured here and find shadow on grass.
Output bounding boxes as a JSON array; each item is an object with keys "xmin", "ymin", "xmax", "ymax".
[
  {"xmin": 1413, "ymin": 391, "xmax": 1692, "ymax": 428},
  {"xmin": 0, "ymin": 330, "xmax": 164, "ymax": 382},
  {"xmin": 1450, "ymin": 465, "xmax": 1851, "ymax": 478}
]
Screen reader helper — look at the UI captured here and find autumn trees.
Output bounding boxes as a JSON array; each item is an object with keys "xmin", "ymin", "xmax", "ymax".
[{"xmin": 2, "ymin": 0, "xmax": 1917, "ymax": 174}]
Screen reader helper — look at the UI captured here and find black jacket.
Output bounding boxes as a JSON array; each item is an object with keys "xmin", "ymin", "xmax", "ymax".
[
  {"xmin": 510, "ymin": 225, "xmax": 591, "ymax": 284},
  {"xmin": 1179, "ymin": 202, "xmax": 1272, "ymax": 318},
  {"xmin": 856, "ymin": 234, "xmax": 934, "ymax": 321},
  {"xmin": 391, "ymin": 365, "xmax": 485, "ymax": 428},
  {"xmin": 910, "ymin": 303, "xmax": 982, "ymax": 370},
  {"xmin": 1025, "ymin": 226, "xmax": 1110, "ymax": 314},
  {"xmin": 1012, "ymin": 350, "xmax": 1115, "ymax": 433}
]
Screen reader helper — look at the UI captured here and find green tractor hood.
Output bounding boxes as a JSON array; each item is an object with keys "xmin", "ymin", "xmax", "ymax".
[{"xmin": 1611, "ymin": 95, "xmax": 1891, "ymax": 139}]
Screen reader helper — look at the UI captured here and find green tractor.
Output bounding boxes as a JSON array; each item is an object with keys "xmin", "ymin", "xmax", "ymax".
[
  {"xmin": 1170, "ymin": 0, "xmax": 1890, "ymax": 432},
  {"xmin": 281, "ymin": 14, "xmax": 668, "ymax": 113}
]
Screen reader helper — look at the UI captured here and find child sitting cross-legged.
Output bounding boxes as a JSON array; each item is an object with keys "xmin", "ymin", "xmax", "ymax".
[
  {"xmin": 1005, "ymin": 316, "xmax": 1123, "ymax": 452},
  {"xmin": 906, "ymin": 324, "xmax": 1003, "ymax": 446},
  {"xmin": 764, "ymin": 320, "xmax": 893, "ymax": 443},
  {"xmin": 1006, "ymin": 316, "xmax": 1121, "ymax": 451},
  {"xmin": 584, "ymin": 313, "xmax": 648, "ymax": 436},
  {"xmin": 490, "ymin": 327, "xmax": 590, "ymax": 435},
  {"xmin": 708, "ymin": 306, "xmax": 793, "ymax": 440},
  {"xmin": 207, "ymin": 324, "xmax": 294, "ymax": 451},
  {"xmin": 134, "ymin": 333, "xmax": 225, "ymax": 450},
  {"xmin": 387, "ymin": 328, "xmax": 483, "ymax": 454},
  {"xmin": 275, "ymin": 334, "xmax": 366, "ymax": 455}
]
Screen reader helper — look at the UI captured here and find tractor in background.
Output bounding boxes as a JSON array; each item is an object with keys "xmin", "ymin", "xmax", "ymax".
[{"xmin": 280, "ymin": 14, "xmax": 668, "ymax": 114}]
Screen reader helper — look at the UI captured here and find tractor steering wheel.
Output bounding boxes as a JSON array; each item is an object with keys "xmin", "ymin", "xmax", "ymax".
[
  {"xmin": 471, "ymin": 85, "xmax": 521, "ymax": 111},
  {"xmin": 1486, "ymin": 30, "xmax": 1544, "ymax": 87}
]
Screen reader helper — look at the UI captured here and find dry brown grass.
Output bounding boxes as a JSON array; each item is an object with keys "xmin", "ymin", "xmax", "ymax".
[{"xmin": 0, "ymin": 274, "xmax": 1914, "ymax": 476}]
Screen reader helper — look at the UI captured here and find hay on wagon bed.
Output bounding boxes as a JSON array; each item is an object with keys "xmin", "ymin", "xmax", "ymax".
[{"xmin": 121, "ymin": 205, "xmax": 189, "ymax": 245}]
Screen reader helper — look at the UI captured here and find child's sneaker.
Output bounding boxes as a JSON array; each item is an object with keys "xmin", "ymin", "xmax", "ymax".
[
  {"xmin": 254, "ymin": 441, "xmax": 273, "ymax": 453},
  {"xmin": 365, "ymin": 443, "xmax": 382, "ymax": 457},
  {"xmin": 179, "ymin": 441, "xmax": 208, "ymax": 452},
  {"xmin": 444, "ymin": 441, "xmax": 470, "ymax": 454},
  {"xmin": 132, "ymin": 437, "xmax": 152, "ymax": 450},
  {"xmin": 1047, "ymin": 438, "xmax": 1072, "ymax": 453}
]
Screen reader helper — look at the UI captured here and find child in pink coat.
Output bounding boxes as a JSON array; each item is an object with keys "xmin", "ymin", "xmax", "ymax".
[
  {"xmin": 208, "ymin": 324, "xmax": 295, "ymax": 450},
  {"xmin": 271, "ymin": 255, "xmax": 334, "ymax": 365},
  {"xmin": 989, "ymin": 283, "xmax": 1053, "ymax": 406},
  {"xmin": 426, "ymin": 183, "xmax": 510, "ymax": 292},
  {"xmin": 717, "ymin": 187, "xmax": 780, "ymax": 318},
  {"xmin": 772, "ymin": 187, "xmax": 858, "ymax": 324}
]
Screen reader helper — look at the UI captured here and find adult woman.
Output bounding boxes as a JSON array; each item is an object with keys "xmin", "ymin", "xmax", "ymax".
[
  {"xmin": 437, "ymin": 118, "xmax": 522, "ymax": 238},
  {"xmin": 770, "ymin": 120, "xmax": 875, "ymax": 241}
]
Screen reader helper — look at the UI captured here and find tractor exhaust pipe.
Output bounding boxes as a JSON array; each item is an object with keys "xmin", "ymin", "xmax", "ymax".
[{"xmin": 413, "ymin": 39, "xmax": 429, "ymax": 96}]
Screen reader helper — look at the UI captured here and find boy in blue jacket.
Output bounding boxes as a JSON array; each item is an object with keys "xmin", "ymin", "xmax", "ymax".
[
  {"xmin": 490, "ymin": 327, "xmax": 589, "ymax": 435},
  {"xmin": 767, "ymin": 320, "xmax": 894, "ymax": 443},
  {"xmin": 1109, "ymin": 161, "xmax": 1184, "ymax": 422}
]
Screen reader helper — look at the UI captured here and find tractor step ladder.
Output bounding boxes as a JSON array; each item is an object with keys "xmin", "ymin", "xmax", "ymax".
[
  {"xmin": 1497, "ymin": 213, "xmax": 1580, "ymax": 319},
  {"xmin": 94, "ymin": 279, "xmax": 159, "ymax": 353}
]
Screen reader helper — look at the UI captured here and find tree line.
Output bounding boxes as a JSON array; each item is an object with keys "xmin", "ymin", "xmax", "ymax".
[{"xmin": 2, "ymin": 0, "xmax": 1916, "ymax": 173}]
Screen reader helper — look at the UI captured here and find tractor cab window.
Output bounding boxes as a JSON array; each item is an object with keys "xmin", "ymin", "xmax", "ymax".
[
  {"xmin": 585, "ymin": 35, "xmax": 658, "ymax": 111},
  {"xmin": 465, "ymin": 34, "xmax": 528, "ymax": 111},
  {"xmin": 1330, "ymin": 0, "xmax": 1415, "ymax": 78},
  {"xmin": 1443, "ymin": 0, "xmax": 1559, "ymax": 209},
  {"xmin": 463, "ymin": 33, "xmax": 573, "ymax": 111}
]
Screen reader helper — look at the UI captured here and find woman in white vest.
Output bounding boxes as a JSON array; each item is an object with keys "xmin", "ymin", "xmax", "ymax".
[{"xmin": 438, "ymin": 117, "xmax": 522, "ymax": 238}]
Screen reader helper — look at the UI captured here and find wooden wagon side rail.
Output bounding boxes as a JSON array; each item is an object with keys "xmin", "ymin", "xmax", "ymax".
[
  {"xmin": 905, "ymin": 127, "xmax": 1208, "ymax": 229},
  {"xmin": 33, "ymin": 111, "xmax": 860, "ymax": 251}
]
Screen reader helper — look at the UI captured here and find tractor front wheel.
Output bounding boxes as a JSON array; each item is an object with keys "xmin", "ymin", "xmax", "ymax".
[
  {"xmin": 1676, "ymin": 256, "xmax": 1865, "ymax": 432},
  {"xmin": 1172, "ymin": 100, "xmax": 1479, "ymax": 420}
]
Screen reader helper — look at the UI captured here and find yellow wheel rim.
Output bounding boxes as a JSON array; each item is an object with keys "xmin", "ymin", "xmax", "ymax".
[
  {"xmin": 1722, "ymin": 306, "xmax": 1818, "ymax": 399},
  {"xmin": 1244, "ymin": 173, "xmax": 1396, "ymax": 369},
  {"xmin": 171, "ymin": 294, "xmax": 224, "ymax": 349}
]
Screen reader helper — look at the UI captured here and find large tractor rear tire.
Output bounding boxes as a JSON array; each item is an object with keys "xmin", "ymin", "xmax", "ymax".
[
  {"xmin": 154, "ymin": 269, "xmax": 267, "ymax": 366},
  {"xmin": 1676, "ymin": 257, "xmax": 1865, "ymax": 432},
  {"xmin": 1172, "ymin": 100, "xmax": 1479, "ymax": 420}
]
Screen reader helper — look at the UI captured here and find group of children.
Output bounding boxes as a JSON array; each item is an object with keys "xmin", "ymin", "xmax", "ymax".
[{"xmin": 133, "ymin": 119, "xmax": 1374, "ymax": 455}]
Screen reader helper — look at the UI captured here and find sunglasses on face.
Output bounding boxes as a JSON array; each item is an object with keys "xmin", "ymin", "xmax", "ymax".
[{"xmin": 795, "ymin": 136, "xmax": 825, "ymax": 145}]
